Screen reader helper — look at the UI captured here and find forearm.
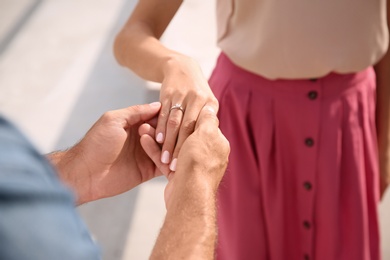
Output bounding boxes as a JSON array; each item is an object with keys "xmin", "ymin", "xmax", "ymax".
[
  {"xmin": 375, "ymin": 53, "xmax": 390, "ymax": 154},
  {"xmin": 151, "ymin": 175, "xmax": 218, "ymax": 259},
  {"xmin": 374, "ymin": 1, "xmax": 390, "ymax": 196},
  {"xmin": 46, "ymin": 150, "xmax": 73, "ymax": 188},
  {"xmin": 375, "ymin": 49, "xmax": 390, "ymax": 191},
  {"xmin": 114, "ymin": 0, "xmax": 186, "ymax": 83}
]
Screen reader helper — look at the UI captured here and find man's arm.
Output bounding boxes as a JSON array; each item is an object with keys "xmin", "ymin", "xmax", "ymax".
[
  {"xmin": 152, "ymin": 173, "xmax": 219, "ymax": 259},
  {"xmin": 375, "ymin": 1, "xmax": 390, "ymax": 199},
  {"xmin": 140, "ymin": 106, "xmax": 230, "ymax": 259},
  {"xmin": 0, "ymin": 117, "xmax": 100, "ymax": 260}
]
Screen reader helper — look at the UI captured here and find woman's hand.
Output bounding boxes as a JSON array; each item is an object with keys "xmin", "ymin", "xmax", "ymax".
[
  {"xmin": 156, "ymin": 55, "xmax": 219, "ymax": 171},
  {"xmin": 139, "ymin": 105, "xmax": 230, "ymax": 208},
  {"xmin": 114, "ymin": 1, "xmax": 218, "ymax": 170}
]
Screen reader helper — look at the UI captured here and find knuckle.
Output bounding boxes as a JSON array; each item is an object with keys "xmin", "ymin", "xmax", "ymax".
[
  {"xmin": 210, "ymin": 97, "xmax": 219, "ymax": 108},
  {"xmin": 208, "ymin": 95, "xmax": 218, "ymax": 104},
  {"xmin": 101, "ymin": 111, "xmax": 116, "ymax": 123},
  {"xmin": 189, "ymin": 89, "xmax": 207, "ymax": 100},
  {"xmin": 123, "ymin": 105, "xmax": 143, "ymax": 119},
  {"xmin": 130, "ymin": 104, "xmax": 143, "ymax": 113},
  {"xmin": 204, "ymin": 97, "xmax": 219, "ymax": 113},
  {"xmin": 159, "ymin": 111, "xmax": 169, "ymax": 119},
  {"xmin": 161, "ymin": 86, "xmax": 175, "ymax": 97},
  {"xmin": 167, "ymin": 117, "xmax": 181, "ymax": 128},
  {"xmin": 201, "ymin": 114, "xmax": 219, "ymax": 127}
]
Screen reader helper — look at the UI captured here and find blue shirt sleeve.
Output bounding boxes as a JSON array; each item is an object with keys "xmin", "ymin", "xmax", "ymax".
[{"xmin": 0, "ymin": 116, "xmax": 101, "ymax": 260}]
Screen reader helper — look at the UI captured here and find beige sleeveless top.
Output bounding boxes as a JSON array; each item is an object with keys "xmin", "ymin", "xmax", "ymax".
[{"xmin": 216, "ymin": 0, "xmax": 389, "ymax": 79}]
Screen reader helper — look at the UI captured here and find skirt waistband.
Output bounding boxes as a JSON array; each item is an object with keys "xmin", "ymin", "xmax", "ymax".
[{"xmin": 215, "ymin": 53, "xmax": 375, "ymax": 99}]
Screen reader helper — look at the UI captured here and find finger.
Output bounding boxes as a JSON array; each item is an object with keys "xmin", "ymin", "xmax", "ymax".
[
  {"xmin": 140, "ymin": 134, "xmax": 170, "ymax": 176},
  {"xmin": 117, "ymin": 102, "xmax": 161, "ymax": 127},
  {"xmin": 160, "ymin": 104, "xmax": 184, "ymax": 164},
  {"xmin": 139, "ymin": 123, "xmax": 163, "ymax": 150},
  {"xmin": 138, "ymin": 123, "xmax": 156, "ymax": 138},
  {"xmin": 168, "ymin": 100, "xmax": 201, "ymax": 171},
  {"xmin": 145, "ymin": 116, "xmax": 158, "ymax": 129},
  {"xmin": 155, "ymin": 100, "xmax": 171, "ymax": 144}
]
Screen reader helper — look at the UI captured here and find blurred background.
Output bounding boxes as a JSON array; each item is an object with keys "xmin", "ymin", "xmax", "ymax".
[{"xmin": 0, "ymin": 0, "xmax": 388, "ymax": 259}]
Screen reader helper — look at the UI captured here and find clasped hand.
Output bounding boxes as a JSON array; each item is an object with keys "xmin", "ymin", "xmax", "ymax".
[
  {"xmin": 154, "ymin": 56, "xmax": 219, "ymax": 172},
  {"xmin": 50, "ymin": 102, "xmax": 229, "ymax": 207}
]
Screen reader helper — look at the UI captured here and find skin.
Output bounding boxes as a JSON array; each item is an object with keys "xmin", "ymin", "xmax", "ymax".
[
  {"xmin": 140, "ymin": 106, "xmax": 229, "ymax": 259},
  {"xmin": 48, "ymin": 103, "xmax": 230, "ymax": 258},
  {"xmin": 48, "ymin": 102, "xmax": 168, "ymax": 205},
  {"xmin": 374, "ymin": 0, "xmax": 390, "ymax": 199},
  {"xmin": 114, "ymin": 0, "xmax": 218, "ymax": 172}
]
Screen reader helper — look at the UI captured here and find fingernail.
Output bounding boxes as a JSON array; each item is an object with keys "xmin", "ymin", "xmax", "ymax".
[
  {"xmin": 156, "ymin": 133, "xmax": 164, "ymax": 143},
  {"xmin": 169, "ymin": 158, "xmax": 177, "ymax": 172},
  {"xmin": 149, "ymin": 102, "xmax": 161, "ymax": 107},
  {"xmin": 161, "ymin": 151, "xmax": 170, "ymax": 164}
]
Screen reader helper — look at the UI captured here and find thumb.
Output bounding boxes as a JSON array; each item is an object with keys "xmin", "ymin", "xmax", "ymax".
[{"xmin": 122, "ymin": 102, "xmax": 161, "ymax": 126}]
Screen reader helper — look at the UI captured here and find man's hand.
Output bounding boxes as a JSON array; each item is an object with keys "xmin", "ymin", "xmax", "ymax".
[
  {"xmin": 139, "ymin": 105, "xmax": 229, "ymax": 207},
  {"xmin": 164, "ymin": 105, "xmax": 229, "ymax": 208},
  {"xmin": 48, "ymin": 102, "xmax": 170, "ymax": 205},
  {"xmin": 140, "ymin": 105, "xmax": 230, "ymax": 259}
]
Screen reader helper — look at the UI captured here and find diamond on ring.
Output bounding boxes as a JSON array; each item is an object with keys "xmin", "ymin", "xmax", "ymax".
[{"xmin": 170, "ymin": 104, "xmax": 185, "ymax": 113}]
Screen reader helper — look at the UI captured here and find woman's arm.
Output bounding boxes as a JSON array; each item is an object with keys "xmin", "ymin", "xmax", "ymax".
[
  {"xmin": 374, "ymin": 0, "xmax": 390, "ymax": 199},
  {"xmin": 114, "ymin": 0, "xmax": 218, "ymax": 173},
  {"xmin": 114, "ymin": 0, "xmax": 183, "ymax": 82}
]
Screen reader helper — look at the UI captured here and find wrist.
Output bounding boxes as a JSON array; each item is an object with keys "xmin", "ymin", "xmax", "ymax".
[
  {"xmin": 47, "ymin": 150, "xmax": 71, "ymax": 183},
  {"xmin": 169, "ymin": 169, "xmax": 218, "ymax": 209},
  {"xmin": 161, "ymin": 173, "xmax": 217, "ymax": 258},
  {"xmin": 47, "ymin": 146, "xmax": 92, "ymax": 205},
  {"xmin": 162, "ymin": 53, "xmax": 199, "ymax": 78}
]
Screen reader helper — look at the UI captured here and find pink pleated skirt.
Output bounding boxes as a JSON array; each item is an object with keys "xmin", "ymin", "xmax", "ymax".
[{"xmin": 210, "ymin": 53, "xmax": 380, "ymax": 260}]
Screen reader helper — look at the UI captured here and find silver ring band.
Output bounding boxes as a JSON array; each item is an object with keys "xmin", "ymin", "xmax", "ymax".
[{"xmin": 170, "ymin": 103, "xmax": 185, "ymax": 113}]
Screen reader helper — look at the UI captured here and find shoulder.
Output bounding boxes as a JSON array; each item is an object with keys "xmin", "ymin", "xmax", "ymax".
[
  {"xmin": 0, "ymin": 116, "xmax": 67, "ymax": 198},
  {"xmin": 0, "ymin": 116, "xmax": 100, "ymax": 260}
]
